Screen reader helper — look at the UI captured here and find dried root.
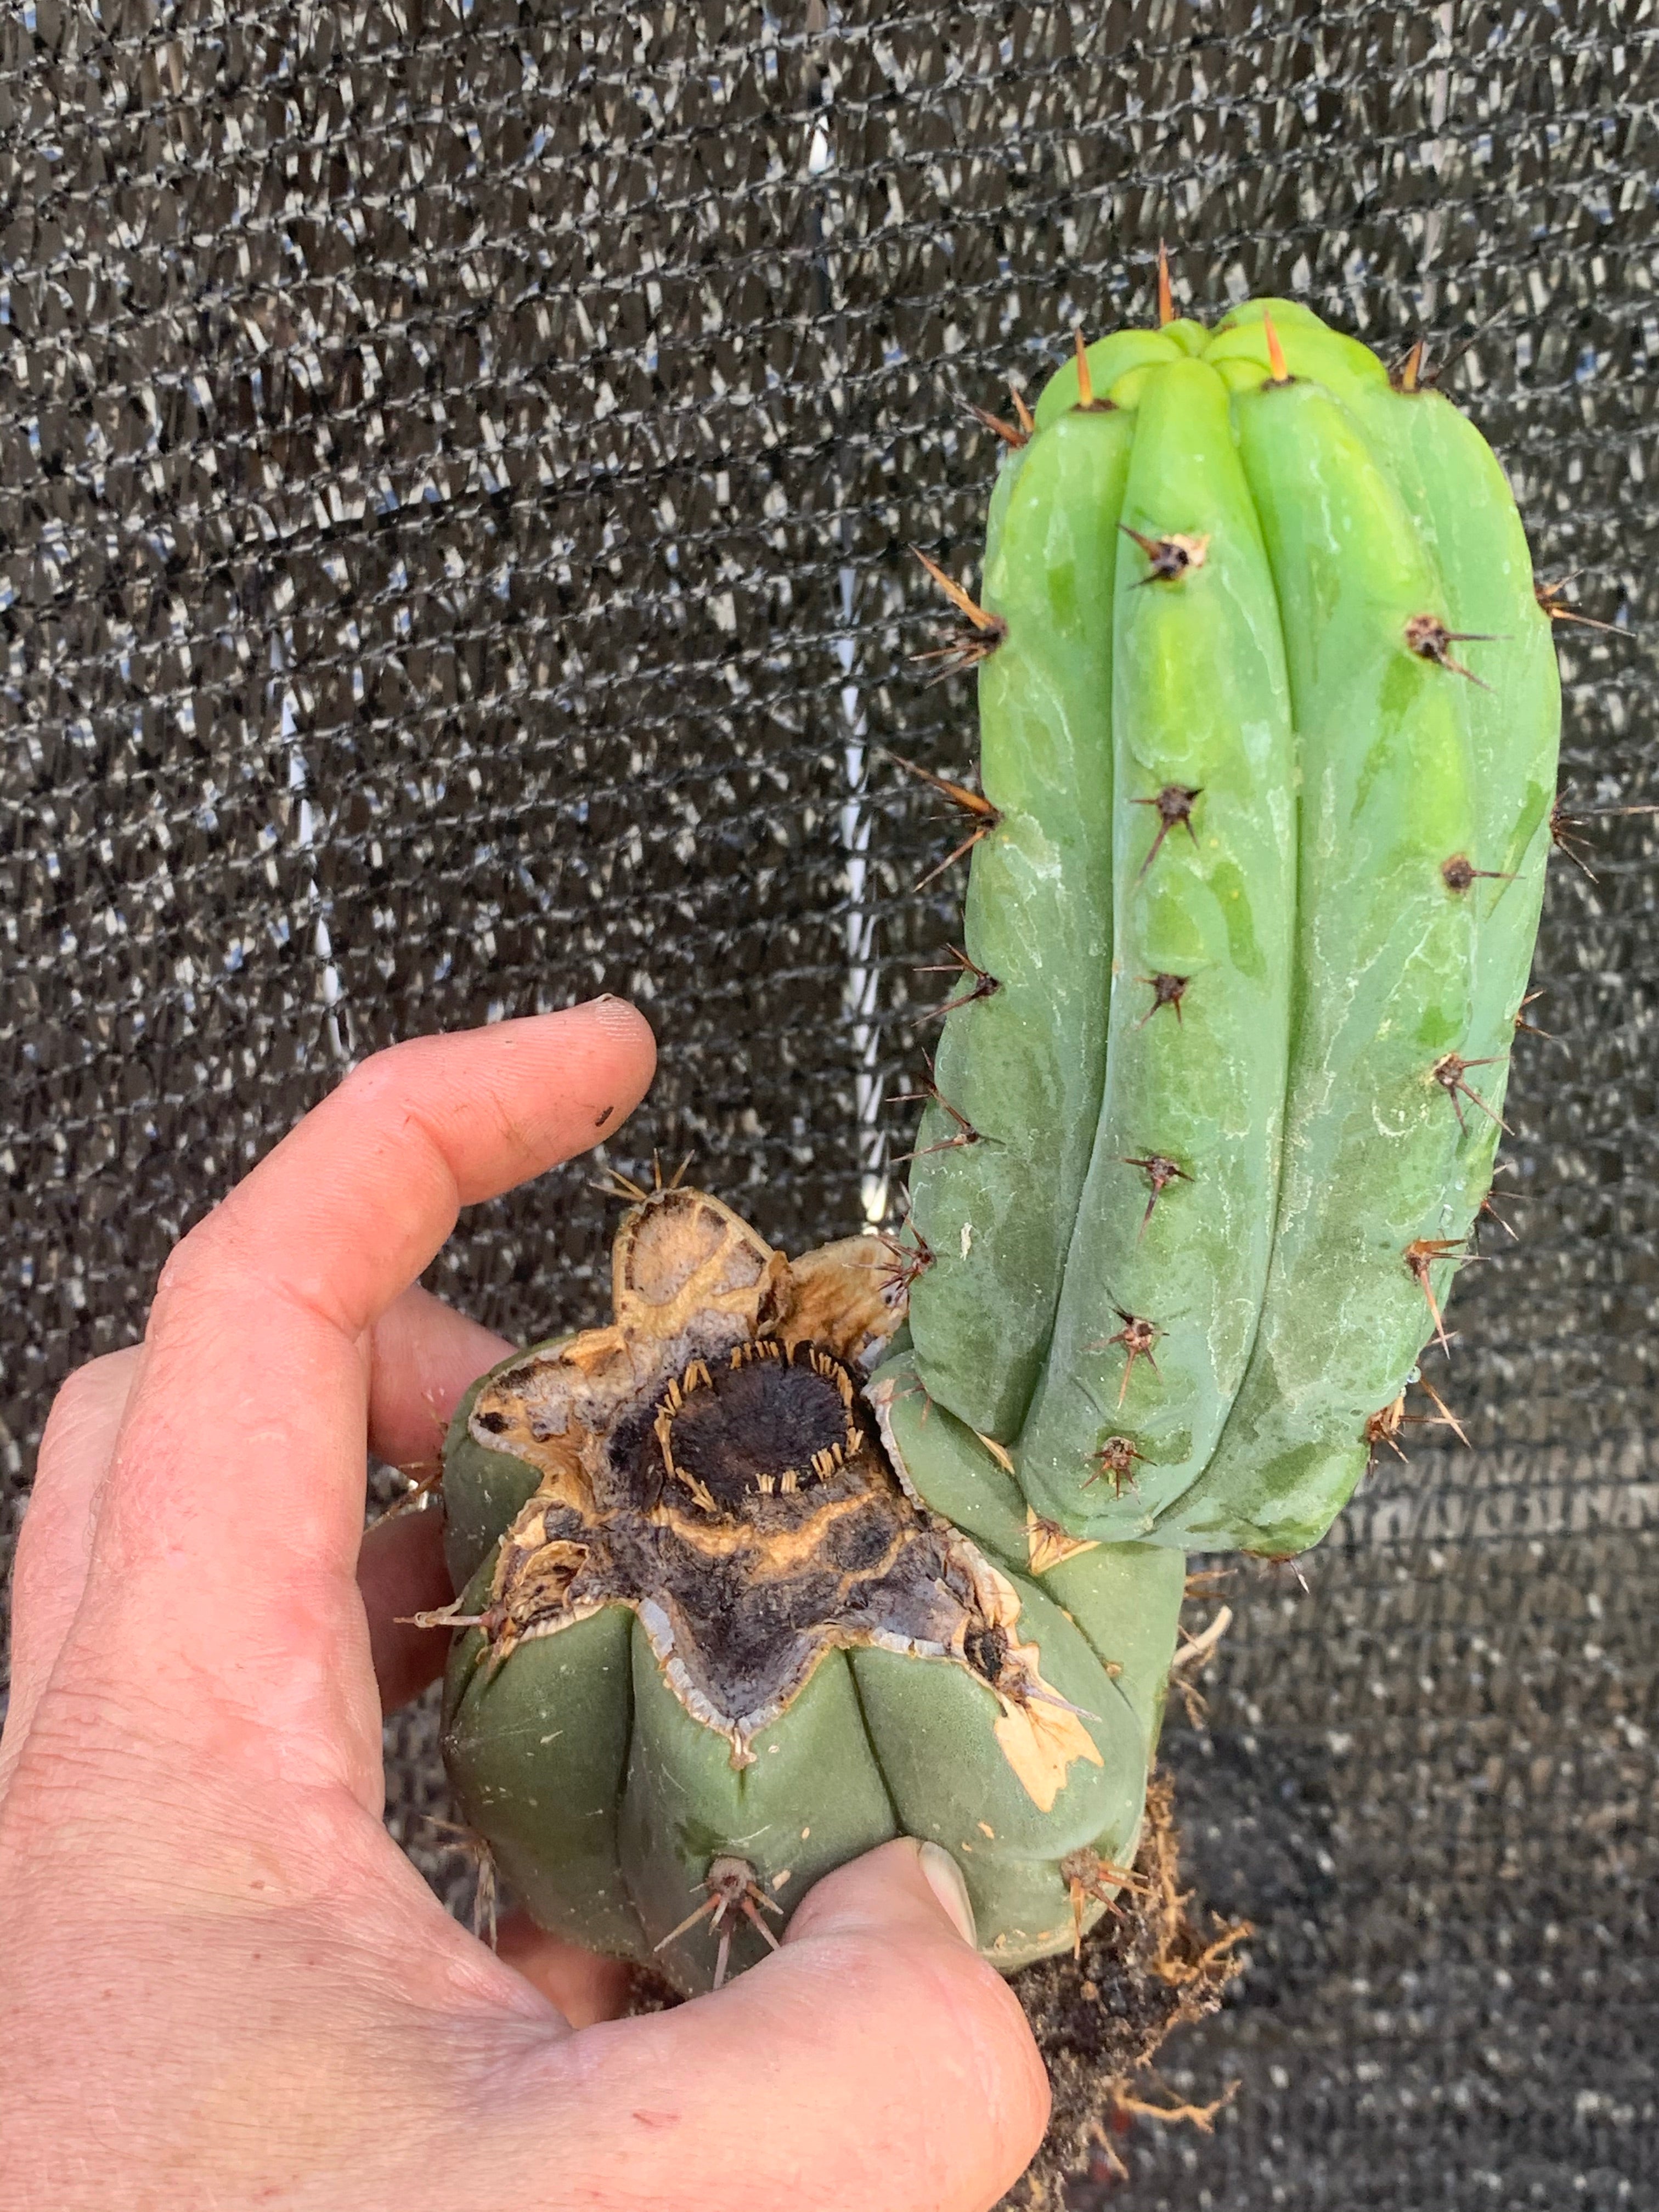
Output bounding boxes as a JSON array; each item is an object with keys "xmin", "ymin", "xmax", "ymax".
[
  {"xmin": 409, "ymin": 1813, "xmax": 499, "ymax": 1950},
  {"xmin": 1167, "ymin": 1605, "xmax": 1233, "ymax": 1726},
  {"xmin": 370, "ymin": 1457, "xmax": 445, "ymax": 1524},
  {"xmin": 997, "ymin": 1775, "xmax": 1250, "ymax": 2207}
]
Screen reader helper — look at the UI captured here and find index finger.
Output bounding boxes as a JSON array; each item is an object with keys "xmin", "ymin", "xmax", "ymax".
[{"xmin": 68, "ymin": 1003, "xmax": 654, "ymax": 1782}]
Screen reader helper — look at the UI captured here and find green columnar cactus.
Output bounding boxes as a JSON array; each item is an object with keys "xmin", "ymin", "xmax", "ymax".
[
  {"xmin": 430, "ymin": 300, "xmax": 1560, "ymax": 1994},
  {"xmin": 904, "ymin": 300, "xmax": 1559, "ymax": 1557}
]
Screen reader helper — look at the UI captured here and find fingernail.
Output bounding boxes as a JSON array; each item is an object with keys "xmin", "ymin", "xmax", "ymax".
[{"xmin": 916, "ymin": 1841, "xmax": 977, "ymax": 1947}]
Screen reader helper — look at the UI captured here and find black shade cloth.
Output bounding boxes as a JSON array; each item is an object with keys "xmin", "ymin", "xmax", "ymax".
[{"xmin": 2, "ymin": 4, "xmax": 1654, "ymax": 2204}]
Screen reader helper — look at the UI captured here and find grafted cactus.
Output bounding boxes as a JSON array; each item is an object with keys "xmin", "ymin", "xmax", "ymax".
[{"xmin": 430, "ymin": 299, "xmax": 1560, "ymax": 1992}]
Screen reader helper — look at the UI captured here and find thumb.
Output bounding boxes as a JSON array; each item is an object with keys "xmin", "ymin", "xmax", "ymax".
[
  {"xmin": 2, "ymin": 1349, "xmax": 142, "ymax": 1790},
  {"xmin": 500, "ymin": 1837, "xmax": 1049, "ymax": 2212},
  {"xmin": 784, "ymin": 1833, "xmax": 981, "ymax": 1950}
]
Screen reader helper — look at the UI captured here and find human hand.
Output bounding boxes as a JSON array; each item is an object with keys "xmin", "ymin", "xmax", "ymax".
[{"xmin": 0, "ymin": 1005, "xmax": 1048, "ymax": 2212}]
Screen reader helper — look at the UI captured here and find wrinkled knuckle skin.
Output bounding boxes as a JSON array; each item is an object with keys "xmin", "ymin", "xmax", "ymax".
[
  {"xmin": 149, "ymin": 1211, "xmax": 226, "ymax": 1318},
  {"xmin": 336, "ymin": 1034, "xmax": 431, "ymax": 1114},
  {"xmin": 40, "ymin": 1351, "xmax": 129, "ymax": 1451}
]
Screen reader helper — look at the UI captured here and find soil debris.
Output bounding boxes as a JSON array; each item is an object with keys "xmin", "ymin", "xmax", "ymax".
[{"xmin": 997, "ymin": 1774, "xmax": 1249, "ymax": 2205}]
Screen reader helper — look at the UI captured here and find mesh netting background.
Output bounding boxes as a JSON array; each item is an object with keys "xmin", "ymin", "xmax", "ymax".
[{"xmin": 2, "ymin": 2, "xmax": 1655, "ymax": 2203}]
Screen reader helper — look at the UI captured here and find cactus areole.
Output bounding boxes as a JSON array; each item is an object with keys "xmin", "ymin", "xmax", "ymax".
[{"xmin": 435, "ymin": 300, "xmax": 1561, "ymax": 1993}]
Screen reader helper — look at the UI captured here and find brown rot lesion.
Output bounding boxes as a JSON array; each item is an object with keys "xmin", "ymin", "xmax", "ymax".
[
  {"xmin": 421, "ymin": 1182, "xmax": 1105, "ymax": 1810},
  {"xmin": 650, "ymin": 1338, "xmax": 865, "ymax": 1511}
]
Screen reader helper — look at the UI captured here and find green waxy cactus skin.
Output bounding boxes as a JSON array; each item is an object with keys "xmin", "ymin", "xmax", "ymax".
[
  {"xmin": 1342, "ymin": 342, "xmax": 1560, "ymax": 1207},
  {"xmin": 904, "ymin": 404, "xmax": 1131, "ymax": 1442},
  {"xmin": 441, "ymin": 1352, "xmax": 564, "ymax": 1595},
  {"xmin": 867, "ymin": 1362, "xmax": 1182, "ymax": 1956},
  {"xmin": 904, "ymin": 300, "xmax": 1559, "ymax": 1552},
  {"xmin": 443, "ymin": 1582, "xmax": 644, "ymax": 1955},
  {"xmin": 1161, "ymin": 365, "xmax": 1479, "ymax": 1549},
  {"xmin": 1013, "ymin": 353, "xmax": 1296, "ymax": 1532}
]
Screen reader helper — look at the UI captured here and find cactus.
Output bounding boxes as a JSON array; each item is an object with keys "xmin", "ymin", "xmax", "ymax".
[
  {"xmin": 904, "ymin": 299, "xmax": 1559, "ymax": 1556},
  {"xmin": 430, "ymin": 297, "xmax": 1559, "ymax": 1992},
  {"xmin": 432, "ymin": 1178, "xmax": 1183, "ymax": 1992}
]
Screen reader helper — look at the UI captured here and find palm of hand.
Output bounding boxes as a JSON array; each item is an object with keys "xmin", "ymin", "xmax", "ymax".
[{"xmin": 0, "ymin": 1006, "xmax": 1045, "ymax": 2212}]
